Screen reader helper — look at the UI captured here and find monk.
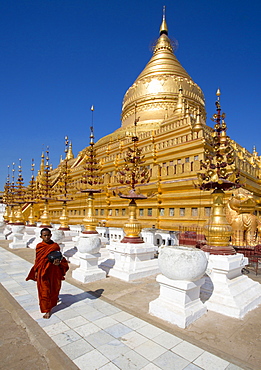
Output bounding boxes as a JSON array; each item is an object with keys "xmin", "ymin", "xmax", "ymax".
[{"xmin": 26, "ymin": 228, "xmax": 69, "ymax": 319}]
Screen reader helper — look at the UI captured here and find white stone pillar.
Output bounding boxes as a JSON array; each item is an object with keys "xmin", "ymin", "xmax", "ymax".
[
  {"xmin": 23, "ymin": 226, "xmax": 36, "ymax": 246},
  {"xmin": 150, "ymin": 274, "xmax": 207, "ymax": 328},
  {"xmin": 52, "ymin": 229, "xmax": 65, "ymax": 251},
  {"xmin": 72, "ymin": 251, "xmax": 106, "ymax": 283},
  {"xmin": 149, "ymin": 246, "xmax": 208, "ymax": 328},
  {"xmin": 105, "ymin": 241, "xmax": 159, "ymax": 282},
  {"xmin": 72, "ymin": 235, "xmax": 106, "ymax": 283},
  {"xmin": 9, "ymin": 225, "xmax": 27, "ymax": 249},
  {"xmin": 201, "ymin": 253, "xmax": 261, "ymax": 318},
  {"xmin": 28, "ymin": 227, "xmax": 43, "ymax": 249}
]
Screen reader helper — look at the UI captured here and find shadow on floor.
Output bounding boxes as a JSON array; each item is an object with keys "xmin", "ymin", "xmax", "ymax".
[{"xmin": 53, "ymin": 288, "xmax": 104, "ymax": 313}]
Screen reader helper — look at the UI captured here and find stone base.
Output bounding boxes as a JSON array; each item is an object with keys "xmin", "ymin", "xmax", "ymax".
[
  {"xmin": 201, "ymin": 253, "xmax": 261, "ymax": 318},
  {"xmin": 9, "ymin": 236, "xmax": 27, "ymax": 249},
  {"xmin": 9, "ymin": 225, "xmax": 26, "ymax": 249},
  {"xmin": 62, "ymin": 241, "xmax": 77, "ymax": 252},
  {"xmin": 149, "ymin": 274, "xmax": 206, "ymax": 328},
  {"xmin": 72, "ymin": 252, "xmax": 106, "ymax": 283},
  {"xmin": 106, "ymin": 241, "xmax": 159, "ymax": 282},
  {"xmin": 23, "ymin": 226, "xmax": 37, "ymax": 246},
  {"xmin": 27, "ymin": 228, "xmax": 42, "ymax": 249},
  {"xmin": 67, "ymin": 250, "xmax": 80, "ymax": 265},
  {"xmin": 62, "ymin": 230, "xmax": 79, "ymax": 241}
]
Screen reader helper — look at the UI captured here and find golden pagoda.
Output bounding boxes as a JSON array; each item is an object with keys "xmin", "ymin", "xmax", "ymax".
[{"xmin": 23, "ymin": 11, "xmax": 261, "ymax": 231}]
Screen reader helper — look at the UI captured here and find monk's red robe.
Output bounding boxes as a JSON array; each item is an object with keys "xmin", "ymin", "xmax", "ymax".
[{"xmin": 26, "ymin": 241, "xmax": 69, "ymax": 313}]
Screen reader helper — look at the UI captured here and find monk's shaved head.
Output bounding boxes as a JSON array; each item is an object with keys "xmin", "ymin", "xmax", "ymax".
[{"xmin": 40, "ymin": 228, "xmax": 51, "ymax": 235}]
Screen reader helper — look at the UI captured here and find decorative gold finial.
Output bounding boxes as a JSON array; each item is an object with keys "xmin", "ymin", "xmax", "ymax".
[
  {"xmin": 12, "ymin": 162, "xmax": 15, "ymax": 185},
  {"xmin": 175, "ymin": 86, "xmax": 183, "ymax": 113},
  {"xmin": 65, "ymin": 136, "xmax": 69, "ymax": 152},
  {"xmin": 196, "ymin": 91, "xmax": 240, "ymax": 256},
  {"xmin": 252, "ymin": 145, "xmax": 258, "ymax": 157},
  {"xmin": 66, "ymin": 142, "xmax": 74, "ymax": 160},
  {"xmin": 27, "ymin": 158, "xmax": 37, "ymax": 226},
  {"xmin": 31, "ymin": 158, "xmax": 35, "ymax": 174},
  {"xmin": 55, "ymin": 135, "xmax": 75, "ymax": 230},
  {"xmin": 40, "ymin": 151, "xmax": 45, "ymax": 173},
  {"xmin": 89, "ymin": 105, "xmax": 95, "ymax": 145},
  {"xmin": 77, "ymin": 105, "xmax": 102, "ymax": 234},
  {"xmin": 160, "ymin": 5, "xmax": 168, "ymax": 35},
  {"xmin": 14, "ymin": 158, "xmax": 25, "ymax": 225},
  {"xmin": 193, "ymin": 107, "xmax": 202, "ymax": 133}
]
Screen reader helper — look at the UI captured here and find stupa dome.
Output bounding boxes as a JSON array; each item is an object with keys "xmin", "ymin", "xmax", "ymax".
[{"xmin": 121, "ymin": 14, "xmax": 205, "ymax": 128}]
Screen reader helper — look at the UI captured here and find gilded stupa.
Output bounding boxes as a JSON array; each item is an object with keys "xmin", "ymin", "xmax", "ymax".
[
  {"xmin": 10, "ymin": 11, "xmax": 261, "ymax": 232},
  {"xmin": 121, "ymin": 12, "xmax": 205, "ymax": 128}
]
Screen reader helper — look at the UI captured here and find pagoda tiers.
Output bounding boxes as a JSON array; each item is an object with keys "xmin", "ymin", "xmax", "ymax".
[{"xmin": 32, "ymin": 14, "xmax": 261, "ymax": 230}]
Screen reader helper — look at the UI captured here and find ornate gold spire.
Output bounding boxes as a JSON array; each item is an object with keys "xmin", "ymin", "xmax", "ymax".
[
  {"xmin": 197, "ymin": 90, "xmax": 240, "ymax": 255},
  {"xmin": 159, "ymin": 6, "xmax": 168, "ymax": 35},
  {"xmin": 253, "ymin": 145, "xmax": 258, "ymax": 157},
  {"xmin": 79, "ymin": 106, "xmax": 102, "ymax": 234},
  {"xmin": 121, "ymin": 9, "xmax": 205, "ymax": 127},
  {"xmin": 66, "ymin": 142, "xmax": 74, "ymax": 160},
  {"xmin": 40, "ymin": 151, "xmax": 45, "ymax": 174}
]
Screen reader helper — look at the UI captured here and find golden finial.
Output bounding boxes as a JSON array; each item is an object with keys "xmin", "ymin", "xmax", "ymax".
[
  {"xmin": 40, "ymin": 151, "xmax": 45, "ymax": 173},
  {"xmin": 31, "ymin": 159, "xmax": 35, "ymax": 179},
  {"xmin": 12, "ymin": 162, "xmax": 15, "ymax": 185},
  {"xmin": 160, "ymin": 6, "xmax": 168, "ymax": 35},
  {"xmin": 90, "ymin": 105, "xmax": 95, "ymax": 146},
  {"xmin": 65, "ymin": 136, "xmax": 69, "ymax": 153},
  {"xmin": 45, "ymin": 146, "xmax": 50, "ymax": 168},
  {"xmin": 193, "ymin": 107, "xmax": 202, "ymax": 133},
  {"xmin": 66, "ymin": 141, "xmax": 74, "ymax": 160},
  {"xmin": 7, "ymin": 164, "xmax": 10, "ymax": 182},
  {"xmin": 214, "ymin": 88, "xmax": 222, "ymax": 112},
  {"xmin": 175, "ymin": 86, "xmax": 183, "ymax": 113}
]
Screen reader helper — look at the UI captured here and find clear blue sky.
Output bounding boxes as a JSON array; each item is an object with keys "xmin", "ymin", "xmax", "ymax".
[{"xmin": 1, "ymin": 0, "xmax": 260, "ymax": 189}]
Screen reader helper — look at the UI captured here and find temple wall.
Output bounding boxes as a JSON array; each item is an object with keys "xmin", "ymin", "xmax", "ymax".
[{"xmin": 30, "ymin": 114, "xmax": 261, "ymax": 230}]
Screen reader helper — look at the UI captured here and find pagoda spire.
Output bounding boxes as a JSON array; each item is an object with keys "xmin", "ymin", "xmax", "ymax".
[
  {"xmin": 121, "ymin": 7, "xmax": 205, "ymax": 128},
  {"xmin": 66, "ymin": 142, "xmax": 74, "ymax": 160},
  {"xmin": 79, "ymin": 104, "xmax": 102, "ymax": 234},
  {"xmin": 40, "ymin": 151, "xmax": 45, "ymax": 174},
  {"xmin": 252, "ymin": 145, "xmax": 258, "ymax": 157},
  {"xmin": 160, "ymin": 6, "xmax": 168, "ymax": 35}
]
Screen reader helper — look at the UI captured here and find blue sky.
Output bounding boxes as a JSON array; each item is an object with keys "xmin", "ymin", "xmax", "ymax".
[{"xmin": 1, "ymin": 0, "xmax": 260, "ymax": 189}]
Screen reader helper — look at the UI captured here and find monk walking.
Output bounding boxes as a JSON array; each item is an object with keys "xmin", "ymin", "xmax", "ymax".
[{"xmin": 26, "ymin": 228, "xmax": 69, "ymax": 318}]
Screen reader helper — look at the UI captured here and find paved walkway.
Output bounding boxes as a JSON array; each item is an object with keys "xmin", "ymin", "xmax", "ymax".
[{"xmin": 0, "ymin": 246, "xmax": 247, "ymax": 370}]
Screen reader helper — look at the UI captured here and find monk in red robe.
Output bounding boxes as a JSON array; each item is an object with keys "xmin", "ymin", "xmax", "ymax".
[{"xmin": 26, "ymin": 228, "xmax": 69, "ymax": 318}]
